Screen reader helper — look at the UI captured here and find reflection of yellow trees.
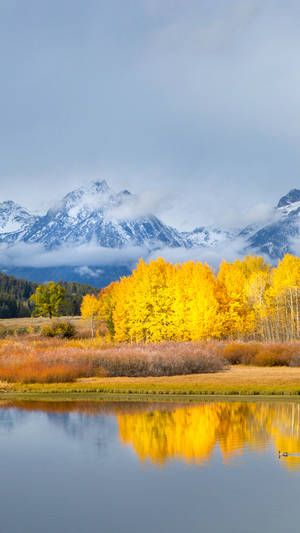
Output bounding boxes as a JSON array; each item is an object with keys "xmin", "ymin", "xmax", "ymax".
[
  {"xmin": 264, "ymin": 403, "xmax": 300, "ymax": 471},
  {"xmin": 117, "ymin": 402, "xmax": 300, "ymax": 471},
  {"xmin": 118, "ymin": 407, "xmax": 218, "ymax": 465}
]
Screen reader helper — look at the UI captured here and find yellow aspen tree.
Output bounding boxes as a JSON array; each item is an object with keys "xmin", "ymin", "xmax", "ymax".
[
  {"xmin": 216, "ymin": 255, "xmax": 269, "ymax": 339},
  {"xmin": 267, "ymin": 254, "xmax": 300, "ymax": 340},
  {"xmin": 177, "ymin": 261, "xmax": 219, "ymax": 340},
  {"xmin": 97, "ymin": 254, "xmax": 283, "ymax": 343},
  {"xmin": 97, "ymin": 282, "xmax": 119, "ymax": 341},
  {"xmin": 112, "ymin": 276, "xmax": 137, "ymax": 342},
  {"xmin": 245, "ymin": 269, "xmax": 271, "ymax": 340},
  {"xmin": 171, "ymin": 262, "xmax": 194, "ymax": 341},
  {"xmin": 80, "ymin": 293, "xmax": 101, "ymax": 337}
]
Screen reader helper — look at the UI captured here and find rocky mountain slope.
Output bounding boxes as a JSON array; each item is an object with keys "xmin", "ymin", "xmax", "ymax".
[
  {"xmin": 0, "ymin": 201, "xmax": 36, "ymax": 237},
  {"xmin": 0, "ymin": 181, "xmax": 190, "ymax": 249},
  {"xmin": 0, "ymin": 182, "xmax": 299, "ymax": 286},
  {"xmin": 0, "ymin": 180, "xmax": 230, "ymax": 252},
  {"xmin": 245, "ymin": 189, "xmax": 300, "ymax": 259}
]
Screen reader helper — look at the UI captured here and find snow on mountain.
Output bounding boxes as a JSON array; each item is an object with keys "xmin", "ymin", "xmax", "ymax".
[
  {"xmin": 277, "ymin": 189, "xmax": 300, "ymax": 209},
  {"xmin": 245, "ymin": 189, "xmax": 300, "ymax": 258},
  {"xmin": 182, "ymin": 226, "xmax": 235, "ymax": 247},
  {"xmin": 2, "ymin": 182, "xmax": 300, "ymax": 287},
  {"xmin": 0, "ymin": 201, "xmax": 36, "ymax": 236},
  {"xmin": 0, "ymin": 181, "xmax": 189, "ymax": 250}
]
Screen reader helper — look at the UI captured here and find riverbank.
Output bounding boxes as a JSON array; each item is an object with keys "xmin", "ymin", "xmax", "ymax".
[{"xmin": 2, "ymin": 366, "xmax": 300, "ymax": 398}]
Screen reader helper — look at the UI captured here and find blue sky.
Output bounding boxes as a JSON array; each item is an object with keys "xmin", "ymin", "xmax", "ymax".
[{"xmin": 1, "ymin": 0, "xmax": 300, "ymax": 230}]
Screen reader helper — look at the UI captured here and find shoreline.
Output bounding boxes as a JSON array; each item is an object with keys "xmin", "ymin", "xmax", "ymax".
[
  {"xmin": 2, "ymin": 366, "xmax": 300, "ymax": 399},
  {"xmin": 1, "ymin": 392, "xmax": 300, "ymax": 402}
]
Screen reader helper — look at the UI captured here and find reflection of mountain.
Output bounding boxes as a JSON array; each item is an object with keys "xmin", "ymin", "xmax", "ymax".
[
  {"xmin": 0, "ymin": 401, "xmax": 119, "ymax": 452},
  {"xmin": 0, "ymin": 405, "xmax": 28, "ymax": 431}
]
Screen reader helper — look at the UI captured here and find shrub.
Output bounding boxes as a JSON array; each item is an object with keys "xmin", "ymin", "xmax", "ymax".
[
  {"xmin": 0, "ymin": 362, "xmax": 88, "ymax": 383},
  {"xmin": 92, "ymin": 342, "xmax": 228, "ymax": 377},
  {"xmin": 222, "ymin": 343, "xmax": 259, "ymax": 365},
  {"xmin": 254, "ymin": 350, "xmax": 280, "ymax": 366},
  {"xmin": 254, "ymin": 345, "xmax": 294, "ymax": 366},
  {"xmin": 41, "ymin": 321, "xmax": 75, "ymax": 339},
  {"xmin": 0, "ymin": 328, "xmax": 15, "ymax": 338},
  {"xmin": 0, "ymin": 339, "xmax": 228, "ymax": 382},
  {"xmin": 15, "ymin": 327, "xmax": 29, "ymax": 336},
  {"xmin": 289, "ymin": 352, "xmax": 300, "ymax": 367},
  {"xmin": 221, "ymin": 342, "xmax": 300, "ymax": 366}
]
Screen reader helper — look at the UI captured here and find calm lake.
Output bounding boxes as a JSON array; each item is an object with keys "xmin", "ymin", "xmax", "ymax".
[{"xmin": 0, "ymin": 399, "xmax": 300, "ymax": 533}]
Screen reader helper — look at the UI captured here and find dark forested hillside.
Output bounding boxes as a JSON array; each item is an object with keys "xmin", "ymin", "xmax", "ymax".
[
  {"xmin": 59, "ymin": 281, "xmax": 99, "ymax": 316},
  {"xmin": 0, "ymin": 272, "xmax": 99, "ymax": 318}
]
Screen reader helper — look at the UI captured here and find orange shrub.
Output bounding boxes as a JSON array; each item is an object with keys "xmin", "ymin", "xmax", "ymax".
[
  {"xmin": 222, "ymin": 343, "xmax": 260, "ymax": 365},
  {"xmin": 0, "ymin": 338, "xmax": 228, "ymax": 382},
  {"xmin": 2, "ymin": 337, "xmax": 300, "ymax": 383},
  {"xmin": 221, "ymin": 341, "xmax": 300, "ymax": 366},
  {"xmin": 0, "ymin": 362, "xmax": 90, "ymax": 383},
  {"xmin": 254, "ymin": 350, "xmax": 279, "ymax": 366},
  {"xmin": 254, "ymin": 344, "xmax": 297, "ymax": 366}
]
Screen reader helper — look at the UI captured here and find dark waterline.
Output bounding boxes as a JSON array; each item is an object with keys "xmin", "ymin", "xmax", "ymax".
[{"xmin": 0, "ymin": 399, "xmax": 299, "ymax": 533}]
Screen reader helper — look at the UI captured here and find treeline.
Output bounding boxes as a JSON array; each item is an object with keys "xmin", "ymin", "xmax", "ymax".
[
  {"xmin": 60, "ymin": 281, "xmax": 99, "ymax": 316},
  {"xmin": 0, "ymin": 272, "xmax": 98, "ymax": 318},
  {"xmin": 0, "ymin": 273, "xmax": 37, "ymax": 318},
  {"xmin": 92, "ymin": 254, "xmax": 300, "ymax": 342}
]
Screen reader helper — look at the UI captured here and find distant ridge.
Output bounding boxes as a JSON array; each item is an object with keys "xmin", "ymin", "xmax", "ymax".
[
  {"xmin": 0, "ymin": 182, "xmax": 300, "ymax": 284},
  {"xmin": 0, "ymin": 180, "xmax": 230, "ymax": 250}
]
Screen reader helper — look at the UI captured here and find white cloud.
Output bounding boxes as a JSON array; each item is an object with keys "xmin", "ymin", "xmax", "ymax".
[
  {"xmin": 0, "ymin": 236, "xmax": 251, "ymax": 273},
  {"xmin": 219, "ymin": 202, "xmax": 275, "ymax": 229},
  {"xmin": 108, "ymin": 188, "xmax": 173, "ymax": 221},
  {"xmin": 0, "ymin": 242, "xmax": 147, "ymax": 269},
  {"xmin": 148, "ymin": 236, "xmax": 248, "ymax": 269},
  {"xmin": 287, "ymin": 223, "xmax": 300, "ymax": 257},
  {"xmin": 74, "ymin": 266, "xmax": 104, "ymax": 278}
]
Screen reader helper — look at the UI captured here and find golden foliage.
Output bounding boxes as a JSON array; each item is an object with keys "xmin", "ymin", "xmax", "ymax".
[
  {"xmin": 88, "ymin": 253, "xmax": 300, "ymax": 342},
  {"xmin": 117, "ymin": 402, "xmax": 300, "ymax": 471},
  {"xmin": 80, "ymin": 294, "xmax": 102, "ymax": 337}
]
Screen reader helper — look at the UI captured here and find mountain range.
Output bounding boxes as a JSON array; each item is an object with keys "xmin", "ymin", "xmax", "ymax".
[
  {"xmin": 0, "ymin": 180, "xmax": 229, "ymax": 249},
  {"xmin": 0, "ymin": 180, "xmax": 299, "ymax": 286}
]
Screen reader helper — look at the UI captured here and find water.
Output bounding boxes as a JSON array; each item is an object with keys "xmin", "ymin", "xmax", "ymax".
[{"xmin": 0, "ymin": 399, "xmax": 300, "ymax": 533}]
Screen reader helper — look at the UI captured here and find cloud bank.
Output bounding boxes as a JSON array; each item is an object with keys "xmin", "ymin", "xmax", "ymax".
[
  {"xmin": 148, "ymin": 237, "xmax": 248, "ymax": 270},
  {"xmin": 0, "ymin": 237, "xmax": 250, "ymax": 273},
  {"xmin": 0, "ymin": 242, "xmax": 147, "ymax": 269},
  {"xmin": 109, "ymin": 188, "xmax": 173, "ymax": 221}
]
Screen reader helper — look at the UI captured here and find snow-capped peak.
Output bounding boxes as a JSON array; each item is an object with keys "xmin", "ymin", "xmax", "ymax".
[
  {"xmin": 0, "ymin": 200, "xmax": 35, "ymax": 235},
  {"xmin": 58, "ymin": 180, "xmax": 112, "ymax": 213},
  {"xmin": 3, "ymin": 180, "xmax": 189, "ymax": 249},
  {"xmin": 277, "ymin": 189, "xmax": 300, "ymax": 209},
  {"xmin": 45, "ymin": 179, "xmax": 117, "ymax": 222},
  {"xmin": 275, "ymin": 190, "xmax": 300, "ymax": 218},
  {"xmin": 182, "ymin": 226, "xmax": 235, "ymax": 247}
]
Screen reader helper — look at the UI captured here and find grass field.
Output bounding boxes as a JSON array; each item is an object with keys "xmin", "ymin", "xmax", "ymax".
[
  {"xmin": 1, "ymin": 317, "xmax": 300, "ymax": 398},
  {"xmin": 2, "ymin": 366, "xmax": 300, "ymax": 397},
  {"xmin": 0, "ymin": 316, "xmax": 91, "ymax": 332}
]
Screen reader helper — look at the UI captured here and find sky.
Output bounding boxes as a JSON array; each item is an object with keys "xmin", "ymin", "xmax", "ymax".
[{"xmin": 1, "ymin": 0, "xmax": 300, "ymax": 231}]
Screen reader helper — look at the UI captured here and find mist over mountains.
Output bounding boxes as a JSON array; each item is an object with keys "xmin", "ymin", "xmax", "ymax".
[{"xmin": 0, "ymin": 180, "xmax": 299, "ymax": 286}]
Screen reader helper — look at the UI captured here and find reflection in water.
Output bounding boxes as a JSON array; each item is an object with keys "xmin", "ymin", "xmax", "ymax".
[
  {"xmin": 118, "ymin": 403, "xmax": 267, "ymax": 466},
  {"xmin": 117, "ymin": 402, "xmax": 300, "ymax": 472},
  {"xmin": 1, "ymin": 400, "xmax": 300, "ymax": 472}
]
